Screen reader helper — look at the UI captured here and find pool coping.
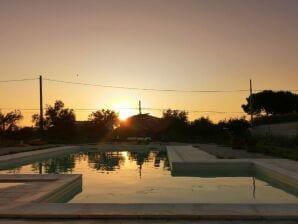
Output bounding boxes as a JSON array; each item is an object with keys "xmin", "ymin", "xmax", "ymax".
[
  {"xmin": 0, "ymin": 203, "xmax": 297, "ymax": 220},
  {"xmin": 0, "ymin": 144, "xmax": 297, "ymax": 220},
  {"xmin": 167, "ymin": 146, "xmax": 298, "ymax": 188},
  {"xmin": 0, "ymin": 174, "xmax": 82, "ymax": 204}
]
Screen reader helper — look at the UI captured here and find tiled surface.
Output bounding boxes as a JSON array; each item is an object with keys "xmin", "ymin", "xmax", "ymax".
[
  {"xmin": 167, "ymin": 145, "xmax": 298, "ymax": 188},
  {"xmin": 167, "ymin": 145, "xmax": 216, "ymax": 164},
  {"xmin": 0, "ymin": 146, "xmax": 80, "ymax": 163},
  {"xmin": 0, "ymin": 203, "xmax": 297, "ymax": 219},
  {"xmin": 0, "ymin": 220, "xmax": 297, "ymax": 224},
  {"xmin": 0, "ymin": 174, "xmax": 81, "ymax": 204},
  {"xmin": 0, "ymin": 145, "xmax": 58, "ymax": 156}
]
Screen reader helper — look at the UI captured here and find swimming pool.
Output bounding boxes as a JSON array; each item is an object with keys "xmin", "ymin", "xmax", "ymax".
[{"xmin": 0, "ymin": 148, "xmax": 297, "ymax": 203}]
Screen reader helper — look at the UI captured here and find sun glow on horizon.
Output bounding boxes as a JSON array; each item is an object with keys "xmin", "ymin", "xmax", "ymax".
[
  {"xmin": 113, "ymin": 101, "xmax": 137, "ymax": 121},
  {"xmin": 118, "ymin": 108, "xmax": 136, "ymax": 121}
]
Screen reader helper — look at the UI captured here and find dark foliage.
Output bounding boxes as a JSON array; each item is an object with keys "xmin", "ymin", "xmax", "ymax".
[
  {"xmin": 242, "ymin": 90, "xmax": 298, "ymax": 116},
  {"xmin": 160, "ymin": 109, "xmax": 189, "ymax": 141},
  {"xmin": 189, "ymin": 117, "xmax": 218, "ymax": 142},
  {"xmin": 218, "ymin": 117, "xmax": 252, "ymax": 149},
  {"xmin": 253, "ymin": 113, "xmax": 298, "ymax": 125},
  {"xmin": 31, "ymin": 100, "xmax": 76, "ymax": 142},
  {"xmin": 0, "ymin": 110, "xmax": 23, "ymax": 131},
  {"xmin": 83, "ymin": 109, "xmax": 119, "ymax": 142}
]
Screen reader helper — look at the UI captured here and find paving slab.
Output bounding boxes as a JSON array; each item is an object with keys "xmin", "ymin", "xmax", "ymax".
[
  {"xmin": 0, "ymin": 203, "xmax": 297, "ymax": 220},
  {"xmin": 0, "ymin": 145, "xmax": 59, "ymax": 156},
  {"xmin": 167, "ymin": 145, "xmax": 298, "ymax": 190},
  {"xmin": 0, "ymin": 146, "xmax": 80, "ymax": 163},
  {"xmin": 167, "ymin": 145, "xmax": 216, "ymax": 164},
  {"xmin": 0, "ymin": 174, "xmax": 81, "ymax": 204},
  {"xmin": 0, "ymin": 220, "xmax": 297, "ymax": 224},
  {"xmin": 254, "ymin": 159, "xmax": 298, "ymax": 188}
]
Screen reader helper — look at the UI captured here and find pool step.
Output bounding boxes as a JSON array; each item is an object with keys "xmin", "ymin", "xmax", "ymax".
[
  {"xmin": 167, "ymin": 145, "xmax": 216, "ymax": 165},
  {"xmin": 166, "ymin": 145, "xmax": 254, "ymax": 176}
]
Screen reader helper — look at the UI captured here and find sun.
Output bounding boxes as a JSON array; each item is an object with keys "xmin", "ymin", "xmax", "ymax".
[
  {"xmin": 118, "ymin": 108, "xmax": 134, "ymax": 121},
  {"xmin": 113, "ymin": 102, "xmax": 136, "ymax": 121}
]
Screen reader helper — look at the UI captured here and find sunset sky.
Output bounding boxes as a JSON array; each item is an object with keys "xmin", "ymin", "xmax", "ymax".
[{"xmin": 0, "ymin": 0, "xmax": 298, "ymax": 126}]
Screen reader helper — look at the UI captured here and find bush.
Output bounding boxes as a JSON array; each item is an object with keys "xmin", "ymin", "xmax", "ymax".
[
  {"xmin": 248, "ymin": 136, "xmax": 298, "ymax": 160},
  {"xmin": 217, "ymin": 117, "xmax": 251, "ymax": 149},
  {"xmin": 253, "ymin": 113, "xmax": 298, "ymax": 125}
]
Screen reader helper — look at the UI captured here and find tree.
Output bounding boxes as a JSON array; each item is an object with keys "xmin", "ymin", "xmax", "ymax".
[
  {"xmin": 190, "ymin": 117, "xmax": 216, "ymax": 137},
  {"xmin": 87, "ymin": 109, "xmax": 119, "ymax": 140},
  {"xmin": 162, "ymin": 109, "xmax": 188, "ymax": 123},
  {"xmin": 32, "ymin": 100, "xmax": 76, "ymax": 141},
  {"xmin": 218, "ymin": 117, "xmax": 251, "ymax": 149},
  {"xmin": 242, "ymin": 90, "xmax": 298, "ymax": 116},
  {"xmin": 88, "ymin": 109, "xmax": 119, "ymax": 129},
  {"xmin": 0, "ymin": 110, "xmax": 23, "ymax": 131},
  {"xmin": 161, "ymin": 109, "xmax": 189, "ymax": 140}
]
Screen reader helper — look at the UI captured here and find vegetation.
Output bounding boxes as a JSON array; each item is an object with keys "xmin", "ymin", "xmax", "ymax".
[
  {"xmin": 253, "ymin": 113, "xmax": 298, "ymax": 125},
  {"xmin": 248, "ymin": 136, "xmax": 298, "ymax": 160},
  {"xmin": 32, "ymin": 100, "xmax": 76, "ymax": 142},
  {"xmin": 160, "ymin": 109, "xmax": 189, "ymax": 141},
  {"xmin": 242, "ymin": 90, "xmax": 298, "ymax": 116},
  {"xmin": 82, "ymin": 109, "xmax": 119, "ymax": 142},
  {"xmin": 0, "ymin": 110, "xmax": 23, "ymax": 131},
  {"xmin": 1, "ymin": 93, "xmax": 298, "ymax": 160}
]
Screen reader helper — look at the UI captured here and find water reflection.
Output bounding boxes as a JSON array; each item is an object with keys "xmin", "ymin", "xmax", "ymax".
[
  {"xmin": 31, "ymin": 154, "xmax": 76, "ymax": 174},
  {"xmin": 127, "ymin": 150, "xmax": 169, "ymax": 178},
  {"xmin": 0, "ymin": 149, "xmax": 297, "ymax": 203},
  {"xmin": 87, "ymin": 151, "xmax": 125, "ymax": 172},
  {"xmin": 24, "ymin": 149, "xmax": 169, "ymax": 175}
]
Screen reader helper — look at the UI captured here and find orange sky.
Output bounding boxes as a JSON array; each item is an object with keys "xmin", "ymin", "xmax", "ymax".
[{"xmin": 0, "ymin": 0, "xmax": 298, "ymax": 126}]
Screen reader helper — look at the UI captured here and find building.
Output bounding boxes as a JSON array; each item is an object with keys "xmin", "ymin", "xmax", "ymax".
[{"xmin": 117, "ymin": 113, "xmax": 162, "ymax": 139}]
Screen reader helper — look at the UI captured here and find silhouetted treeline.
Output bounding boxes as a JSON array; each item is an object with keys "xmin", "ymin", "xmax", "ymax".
[
  {"xmin": 0, "ymin": 100, "xmax": 253, "ymax": 148},
  {"xmin": 242, "ymin": 90, "xmax": 298, "ymax": 116},
  {"xmin": 1, "ymin": 91, "xmax": 298, "ymax": 147}
]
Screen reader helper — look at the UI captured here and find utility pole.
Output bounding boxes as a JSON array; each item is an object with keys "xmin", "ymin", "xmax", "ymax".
[
  {"xmin": 249, "ymin": 79, "xmax": 253, "ymax": 127},
  {"xmin": 39, "ymin": 75, "xmax": 44, "ymax": 130},
  {"xmin": 138, "ymin": 100, "xmax": 142, "ymax": 115}
]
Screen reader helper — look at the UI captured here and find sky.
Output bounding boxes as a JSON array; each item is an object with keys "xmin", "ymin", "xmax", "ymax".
[{"xmin": 0, "ymin": 0, "xmax": 298, "ymax": 126}]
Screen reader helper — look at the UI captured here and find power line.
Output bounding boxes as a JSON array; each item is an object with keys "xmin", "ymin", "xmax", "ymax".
[
  {"xmin": 43, "ymin": 78, "xmax": 249, "ymax": 93},
  {"xmin": 43, "ymin": 78, "xmax": 298, "ymax": 93},
  {"xmin": 0, "ymin": 77, "xmax": 297, "ymax": 93},
  {"xmin": 0, "ymin": 107, "xmax": 245, "ymax": 114},
  {"xmin": 0, "ymin": 78, "xmax": 38, "ymax": 83}
]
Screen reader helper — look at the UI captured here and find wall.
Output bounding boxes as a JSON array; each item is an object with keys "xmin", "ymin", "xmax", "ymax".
[{"xmin": 251, "ymin": 122, "xmax": 298, "ymax": 137}]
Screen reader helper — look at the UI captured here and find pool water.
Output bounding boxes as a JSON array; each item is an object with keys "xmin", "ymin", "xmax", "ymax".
[{"xmin": 0, "ymin": 149, "xmax": 297, "ymax": 203}]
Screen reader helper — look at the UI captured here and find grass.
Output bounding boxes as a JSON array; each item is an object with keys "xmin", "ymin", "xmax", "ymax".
[{"xmin": 248, "ymin": 137, "xmax": 298, "ymax": 160}]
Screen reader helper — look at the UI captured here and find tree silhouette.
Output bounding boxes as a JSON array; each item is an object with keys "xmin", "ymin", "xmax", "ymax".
[
  {"xmin": 32, "ymin": 100, "xmax": 76, "ymax": 141},
  {"xmin": 242, "ymin": 90, "xmax": 298, "ymax": 116},
  {"xmin": 0, "ymin": 110, "xmax": 23, "ymax": 131},
  {"xmin": 88, "ymin": 109, "xmax": 119, "ymax": 129},
  {"xmin": 218, "ymin": 117, "xmax": 251, "ymax": 149},
  {"xmin": 87, "ymin": 151, "xmax": 124, "ymax": 171},
  {"xmin": 161, "ymin": 109, "xmax": 189, "ymax": 140},
  {"xmin": 86, "ymin": 109, "xmax": 119, "ymax": 140},
  {"xmin": 190, "ymin": 117, "xmax": 216, "ymax": 137}
]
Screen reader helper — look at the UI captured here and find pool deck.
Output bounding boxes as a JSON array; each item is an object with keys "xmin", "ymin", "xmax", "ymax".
[
  {"xmin": 167, "ymin": 145, "xmax": 217, "ymax": 163},
  {"xmin": 0, "ymin": 220, "xmax": 297, "ymax": 224},
  {"xmin": 0, "ymin": 203, "xmax": 297, "ymax": 220},
  {"xmin": 0, "ymin": 145, "xmax": 80, "ymax": 164},
  {"xmin": 0, "ymin": 144, "xmax": 297, "ymax": 222},
  {"xmin": 167, "ymin": 145, "xmax": 298, "ymax": 187},
  {"xmin": 0, "ymin": 174, "xmax": 81, "ymax": 204}
]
